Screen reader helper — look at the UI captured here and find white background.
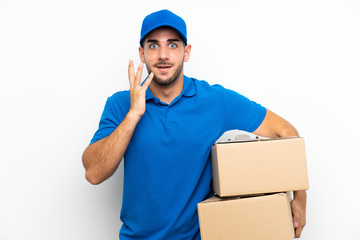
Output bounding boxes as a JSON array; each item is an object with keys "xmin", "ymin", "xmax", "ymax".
[{"xmin": 1, "ymin": 0, "xmax": 360, "ymax": 239}]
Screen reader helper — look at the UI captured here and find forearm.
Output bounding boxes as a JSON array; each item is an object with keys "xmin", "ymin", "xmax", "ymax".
[{"xmin": 82, "ymin": 110, "xmax": 141, "ymax": 184}]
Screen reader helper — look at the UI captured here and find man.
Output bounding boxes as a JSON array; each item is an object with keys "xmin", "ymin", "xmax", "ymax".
[{"xmin": 82, "ymin": 9, "xmax": 306, "ymax": 240}]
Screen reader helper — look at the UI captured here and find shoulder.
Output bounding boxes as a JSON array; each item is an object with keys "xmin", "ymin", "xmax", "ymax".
[
  {"xmin": 102, "ymin": 90, "xmax": 131, "ymax": 117},
  {"xmin": 189, "ymin": 77, "xmax": 227, "ymax": 96},
  {"xmin": 189, "ymin": 77, "xmax": 256, "ymax": 107},
  {"xmin": 109, "ymin": 90, "xmax": 130, "ymax": 101},
  {"xmin": 106, "ymin": 90, "xmax": 130, "ymax": 106},
  {"xmin": 189, "ymin": 77, "xmax": 245, "ymax": 102}
]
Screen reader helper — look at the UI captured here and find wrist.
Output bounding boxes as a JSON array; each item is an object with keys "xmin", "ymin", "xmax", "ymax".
[
  {"xmin": 127, "ymin": 109, "xmax": 143, "ymax": 122},
  {"xmin": 293, "ymin": 190, "xmax": 307, "ymax": 200}
]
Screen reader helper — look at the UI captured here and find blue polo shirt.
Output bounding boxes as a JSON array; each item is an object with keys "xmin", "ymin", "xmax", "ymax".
[{"xmin": 90, "ymin": 75, "xmax": 266, "ymax": 240}]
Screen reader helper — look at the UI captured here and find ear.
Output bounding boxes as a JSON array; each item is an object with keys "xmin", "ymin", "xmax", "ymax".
[
  {"xmin": 139, "ymin": 46, "xmax": 146, "ymax": 63},
  {"xmin": 184, "ymin": 44, "xmax": 192, "ymax": 62}
]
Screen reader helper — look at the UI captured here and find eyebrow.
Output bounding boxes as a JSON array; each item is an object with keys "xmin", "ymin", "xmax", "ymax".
[{"xmin": 146, "ymin": 39, "xmax": 180, "ymax": 44}]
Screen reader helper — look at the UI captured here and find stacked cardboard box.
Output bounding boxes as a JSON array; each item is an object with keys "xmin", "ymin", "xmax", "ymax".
[{"xmin": 198, "ymin": 137, "xmax": 309, "ymax": 240}]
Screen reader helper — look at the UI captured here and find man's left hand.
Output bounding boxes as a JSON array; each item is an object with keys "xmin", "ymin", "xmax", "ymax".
[{"xmin": 291, "ymin": 190, "xmax": 307, "ymax": 238}]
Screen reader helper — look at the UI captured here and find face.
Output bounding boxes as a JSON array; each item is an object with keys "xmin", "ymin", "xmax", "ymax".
[{"xmin": 139, "ymin": 27, "xmax": 191, "ymax": 86}]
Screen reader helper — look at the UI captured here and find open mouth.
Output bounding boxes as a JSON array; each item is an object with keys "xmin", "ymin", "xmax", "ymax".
[{"xmin": 155, "ymin": 64, "xmax": 173, "ymax": 71}]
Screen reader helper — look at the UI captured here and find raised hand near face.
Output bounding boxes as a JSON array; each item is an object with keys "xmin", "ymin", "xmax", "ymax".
[{"xmin": 128, "ymin": 60, "xmax": 154, "ymax": 118}]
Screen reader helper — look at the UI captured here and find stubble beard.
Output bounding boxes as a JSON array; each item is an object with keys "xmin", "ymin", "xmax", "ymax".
[{"xmin": 146, "ymin": 62, "xmax": 184, "ymax": 86}]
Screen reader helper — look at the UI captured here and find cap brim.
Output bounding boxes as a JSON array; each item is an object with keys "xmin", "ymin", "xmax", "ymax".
[{"xmin": 140, "ymin": 23, "xmax": 187, "ymax": 46}]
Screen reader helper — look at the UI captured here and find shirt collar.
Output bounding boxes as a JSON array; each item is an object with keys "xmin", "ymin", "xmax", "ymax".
[
  {"xmin": 145, "ymin": 75, "xmax": 197, "ymax": 101},
  {"xmin": 181, "ymin": 75, "xmax": 197, "ymax": 97}
]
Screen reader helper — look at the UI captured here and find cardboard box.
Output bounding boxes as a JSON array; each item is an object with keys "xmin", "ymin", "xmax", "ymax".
[
  {"xmin": 197, "ymin": 192, "xmax": 294, "ymax": 240},
  {"xmin": 211, "ymin": 137, "xmax": 309, "ymax": 197}
]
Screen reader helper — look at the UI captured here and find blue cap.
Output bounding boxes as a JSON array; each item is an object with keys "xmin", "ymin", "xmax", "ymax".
[{"xmin": 140, "ymin": 9, "xmax": 187, "ymax": 46}]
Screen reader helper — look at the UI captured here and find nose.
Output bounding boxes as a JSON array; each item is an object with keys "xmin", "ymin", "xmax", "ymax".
[{"xmin": 157, "ymin": 46, "xmax": 169, "ymax": 61}]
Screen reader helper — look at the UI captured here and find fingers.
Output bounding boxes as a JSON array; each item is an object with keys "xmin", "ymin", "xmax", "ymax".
[
  {"xmin": 129, "ymin": 60, "xmax": 147, "ymax": 88},
  {"xmin": 291, "ymin": 198, "xmax": 306, "ymax": 238},
  {"xmin": 293, "ymin": 216, "xmax": 300, "ymax": 238},
  {"xmin": 295, "ymin": 224, "xmax": 304, "ymax": 238},
  {"xmin": 292, "ymin": 212, "xmax": 305, "ymax": 238},
  {"xmin": 134, "ymin": 62, "xmax": 144, "ymax": 86},
  {"xmin": 143, "ymin": 72, "xmax": 154, "ymax": 89},
  {"xmin": 128, "ymin": 60, "xmax": 152, "ymax": 91},
  {"xmin": 128, "ymin": 60, "xmax": 136, "ymax": 89}
]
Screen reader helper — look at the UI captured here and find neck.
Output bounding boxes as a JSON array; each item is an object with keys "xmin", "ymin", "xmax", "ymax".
[{"xmin": 149, "ymin": 74, "xmax": 184, "ymax": 105}]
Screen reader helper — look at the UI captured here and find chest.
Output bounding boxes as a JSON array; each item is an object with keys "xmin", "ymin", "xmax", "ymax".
[{"xmin": 135, "ymin": 96, "xmax": 224, "ymax": 147}]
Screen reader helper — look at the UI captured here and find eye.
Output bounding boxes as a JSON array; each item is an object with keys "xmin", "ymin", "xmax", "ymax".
[
  {"xmin": 149, "ymin": 44, "xmax": 158, "ymax": 49},
  {"xmin": 169, "ymin": 43, "xmax": 177, "ymax": 48}
]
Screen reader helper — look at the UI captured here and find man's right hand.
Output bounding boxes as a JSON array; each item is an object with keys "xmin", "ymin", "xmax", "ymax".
[{"xmin": 128, "ymin": 60, "xmax": 153, "ymax": 119}]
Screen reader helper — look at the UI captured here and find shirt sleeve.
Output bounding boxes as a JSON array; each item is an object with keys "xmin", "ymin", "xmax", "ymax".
[
  {"xmin": 90, "ymin": 91, "xmax": 129, "ymax": 144},
  {"xmin": 220, "ymin": 86, "xmax": 267, "ymax": 133}
]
